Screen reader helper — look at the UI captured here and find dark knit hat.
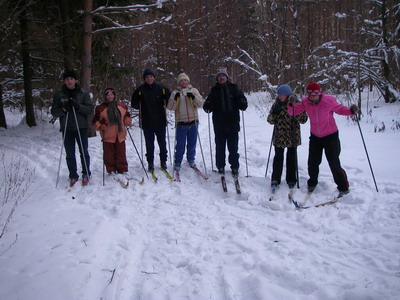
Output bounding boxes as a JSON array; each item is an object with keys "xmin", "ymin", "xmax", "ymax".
[
  {"xmin": 306, "ymin": 82, "xmax": 322, "ymax": 96},
  {"xmin": 63, "ymin": 69, "xmax": 78, "ymax": 80},
  {"xmin": 143, "ymin": 69, "xmax": 156, "ymax": 80},
  {"xmin": 277, "ymin": 85, "xmax": 292, "ymax": 96}
]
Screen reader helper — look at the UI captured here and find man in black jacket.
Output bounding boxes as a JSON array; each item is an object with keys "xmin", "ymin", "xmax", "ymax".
[
  {"xmin": 203, "ymin": 67, "xmax": 248, "ymax": 177},
  {"xmin": 131, "ymin": 69, "xmax": 171, "ymax": 172},
  {"xmin": 51, "ymin": 69, "xmax": 93, "ymax": 186}
]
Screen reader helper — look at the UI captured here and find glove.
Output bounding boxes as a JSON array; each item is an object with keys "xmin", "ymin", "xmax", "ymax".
[
  {"xmin": 60, "ymin": 98, "xmax": 69, "ymax": 107},
  {"xmin": 288, "ymin": 95, "xmax": 298, "ymax": 104},
  {"xmin": 350, "ymin": 104, "xmax": 359, "ymax": 114},
  {"xmin": 187, "ymin": 92, "xmax": 194, "ymax": 100},
  {"xmin": 174, "ymin": 92, "xmax": 180, "ymax": 101},
  {"xmin": 68, "ymin": 98, "xmax": 80, "ymax": 110},
  {"xmin": 124, "ymin": 117, "xmax": 132, "ymax": 126},
  {"xmin": 272, "ymin": 103, "xmax": 281, "ymax": 114}
]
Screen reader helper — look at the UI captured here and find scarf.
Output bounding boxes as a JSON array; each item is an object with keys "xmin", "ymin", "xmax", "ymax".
[
  {"xmin": 107, "ymin": 101, "xmax": 123, "ymax": 132},
  {"xmin": 219, "ymin": 83, "xmax": 232, "ymax": 114}
]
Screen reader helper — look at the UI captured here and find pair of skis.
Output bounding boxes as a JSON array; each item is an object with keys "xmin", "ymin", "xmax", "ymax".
[
  {"xmin": 175, "ymin": 166, "xmax": 209, "ymax": 183},
  {"xmin": 114, "ymin": 175, "xmax": 145, "ymax": 188},
  {"xmin": 221, "ymin": 174, "xmax": 241, "ymax": 194},
  {"xmin": 289, "ymin": 192, "xmax": 341, "ymax": 209},
  {"xmin": 149, "ymin": 166, "xmax": 209, "ymax": 183},
  {"xmin": 270, "ymin": 187, "xmax": 345, "ymax": 209},
  {"xmin": 149, "ymin": 168, "xmax": 174, "ymax": 183}
]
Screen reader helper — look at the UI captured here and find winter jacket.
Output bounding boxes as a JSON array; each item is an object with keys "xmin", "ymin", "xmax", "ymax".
[
  {"xmin": 288, "ymin": 93, "xmax": 354, "ymax": 138},
  {"xmin": 267, "ymin": 98, "xmax": 308, "ymax": 148},
  {"xmin": 167, "ymin": 85, "xmax": 204, "ymax": 123},
  {"xmin": 131, "ymin": 82, "xmax": 171, "ymax": 129},
  {"xmin": 203, "ymin": 82, "xmax": 248, "ymax": 132},
  {"xmin": 93, "ymin": 101, "xmax": 131, "ymax": 143},
  {"xmin": 51, "ymin": 84, "xmax": 93, "ymax": 132}
]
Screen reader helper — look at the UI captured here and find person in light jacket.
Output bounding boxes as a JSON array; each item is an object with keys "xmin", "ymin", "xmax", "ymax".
[
  {"xmin": 167, "ymin": 73, "xmax": 204, "ymax": 171},
  {"xmin": 288, "ymin": 82, "xmax": 359, "ymax": 196}
]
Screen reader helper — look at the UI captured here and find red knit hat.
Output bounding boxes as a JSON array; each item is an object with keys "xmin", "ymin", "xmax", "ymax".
[{"xmin": 306, "ymin": 82, "xmax": 322, "ymax": 96}]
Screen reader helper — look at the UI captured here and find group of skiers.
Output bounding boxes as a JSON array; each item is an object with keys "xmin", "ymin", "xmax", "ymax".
[{"xmin": 51, "ymin": 68, "xmax": 358, "ymax": 196}]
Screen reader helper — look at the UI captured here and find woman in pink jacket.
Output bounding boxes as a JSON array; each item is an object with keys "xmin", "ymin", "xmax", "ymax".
[
  {"xmin": 288, "ymin": 82, "xmax": 358, "ymax": 196},
  {"xmin": 93, "ymin": 88, "xmax": 132, "ymax": 177}
]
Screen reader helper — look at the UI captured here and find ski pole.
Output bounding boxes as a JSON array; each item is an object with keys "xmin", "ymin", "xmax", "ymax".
[
  {"xmin": 241, "ymin": 110, "xmax": 249, "ymax": 177},
  {"xmin": 355, "ymin": 116, "xmax": 378, "ymax": 192},
  {"xmin": 102, "ymin": 162, "xmax": 105, "ymax": 186},
  {"xmin": 164, "ymin": 102, "xmax": 173, "ymax": 166},
  {"xmin": 291, "ymin": 106, "xmax": 299, "ymax": 189},
  {"xmin": 207, "ymin": 112, "xmax": 214, "ymax": 172},
  {"xmin": 126, "ymin": 126, "xmax": 149, "ymax": 179},
  {"xmin": 166, "ymin": 120, "xmax": 172, "ymax": 166},
  {"xmin": 265, "ymin": 126, "xmax": 274, "ymax": 178},
  {"xmin": 139, "ymin": 101, "xmax": 143, "ymax": 162},
  {"xmin": 171, "ymin": 96, "xmax": 180, "ymax": 179},
  {"xmin": 72, "ymin": 106, "xmax": 90, "ymax": 183},
  {"xmin": 56, "ymin": 111, "xmax": 69, "ymax": 188},
  {"xmin": 189, "ymin": 97, "xmax": 208, "ymax": 177}
]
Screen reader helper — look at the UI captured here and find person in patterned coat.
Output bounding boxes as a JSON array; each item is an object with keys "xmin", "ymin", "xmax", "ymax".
[{"xmin": 267, "ymin": 84, "xmax": 308, "ymax": 188}]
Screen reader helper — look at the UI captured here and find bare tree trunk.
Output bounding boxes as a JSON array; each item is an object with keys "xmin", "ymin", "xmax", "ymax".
[
  {"xmin": 380, "ymin": 0, "xmax": 393, "ymax": 103},
  {"xmin": 81, "ymin": 0, "xmax": 95, "ymax": 137},
  {"xmin": 0, "ymin": 84, "xmax": 7, "ymax": 129},
  {"xmin": 19, "ymin": 0, "xmax": 36, "ymax": 127},
  {"xmin": 59, "ymin": 0, "xmax": 74, "ymax": 69}
]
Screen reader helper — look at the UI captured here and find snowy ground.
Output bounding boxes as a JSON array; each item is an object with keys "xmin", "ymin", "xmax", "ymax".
[{"xmin": 0, "ymin": 91, "xmax": 399, "ymax": 300}]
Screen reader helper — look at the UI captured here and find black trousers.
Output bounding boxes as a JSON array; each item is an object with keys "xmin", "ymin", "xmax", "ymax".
[
  {"xmin": 215, "ymin": 128, "xmax": 239, "ymax": 171},
  {"xmin": 271, "ymin": 146, "xmax": 296, "ymax": 185},
  {"xmin": 143, "ymin": 126, "xmax": 168, "ymax": 164},
  {"xmin": 307, "ymin": 131, "xmax": 349, "ymax": 192}
]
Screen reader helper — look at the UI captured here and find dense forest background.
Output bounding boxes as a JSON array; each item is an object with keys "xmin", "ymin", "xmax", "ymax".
[{"xmin": 0, "ymin": 0, "xmax": 398, "ymax": 128}]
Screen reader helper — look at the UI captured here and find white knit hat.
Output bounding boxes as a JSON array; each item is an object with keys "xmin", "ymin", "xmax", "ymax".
[
  {"xmin": 177, "ymin": 73, "xmax": 190, "ymax": 83},
  {"xmin": 216, "ymin": 67, "xmax": 229, "ymax": 80}
]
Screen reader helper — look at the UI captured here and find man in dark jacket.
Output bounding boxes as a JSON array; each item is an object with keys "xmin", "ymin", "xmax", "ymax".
[
  {"xmin": 51, "ymin": 69, "xmax": 93, "ymax": 186},
  {"xmin": 131, "ymin": 69, "xmax": 171, "ymax": 172},
  {"xmin": 203, "ymin": 67, "xmax": 248, "ymax": 177}
]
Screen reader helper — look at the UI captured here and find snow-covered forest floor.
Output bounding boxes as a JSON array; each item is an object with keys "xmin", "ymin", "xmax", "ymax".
[{"xmin": 0, "ymin": 91, "xmax": 399, "ymax": 300}]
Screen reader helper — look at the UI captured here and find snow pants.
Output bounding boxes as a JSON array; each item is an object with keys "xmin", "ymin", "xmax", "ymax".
[
  {"xmin": 103, "ymin": 140, "xmax": 128, "ymax": 174},
  {"xmin": 307, "ymin": 131, "xmax": 349, "ymax": 192}
]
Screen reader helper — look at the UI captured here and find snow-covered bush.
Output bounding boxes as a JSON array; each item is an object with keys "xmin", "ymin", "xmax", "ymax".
[{"xmin": 0, "ymin": 151, "xmax": 35, "ymax": 255}]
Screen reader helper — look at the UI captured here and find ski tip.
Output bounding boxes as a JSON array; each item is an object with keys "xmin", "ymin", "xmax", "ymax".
[{"xmin": 139, "ymin": 177, "xmax": 145, "ymax": 184}]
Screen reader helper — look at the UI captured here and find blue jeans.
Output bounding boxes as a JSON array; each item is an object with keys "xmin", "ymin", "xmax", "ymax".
[
  {"xmin": 174, "ymin": 123, "xmax": 198, "ymax": 167},
  {"xmin": 143, "ymin": 126, "xmax": 168, "ymax": 164},
  {"xmin": 215, "ymin": 128, "xmax": 239, "ymax": 171},
  {"xmin": 63, "ymin": 129, "xmax": 91, "ymax": 180}
]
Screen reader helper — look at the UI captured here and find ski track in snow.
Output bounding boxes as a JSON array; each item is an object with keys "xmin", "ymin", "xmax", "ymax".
[{"xmin": 1, "ymin": 95, "xmax": 400, "ymax": 300}]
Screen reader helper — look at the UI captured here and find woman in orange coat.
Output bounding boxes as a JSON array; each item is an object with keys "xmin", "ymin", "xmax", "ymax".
[{"xmin": 93, "ymin": 88, "xmax": 132, "ymax": 177}]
